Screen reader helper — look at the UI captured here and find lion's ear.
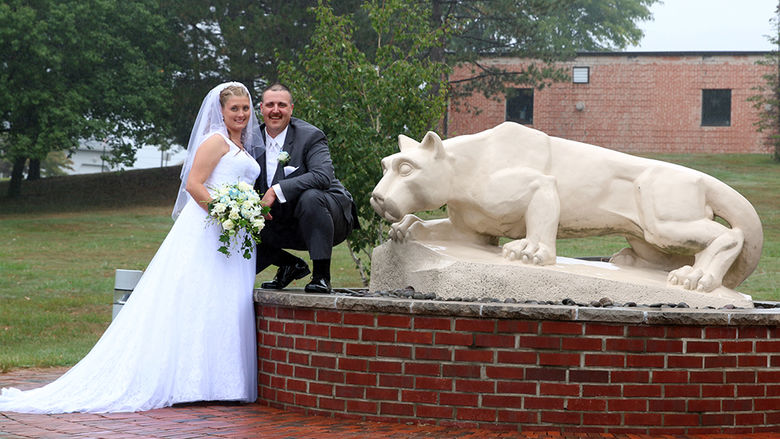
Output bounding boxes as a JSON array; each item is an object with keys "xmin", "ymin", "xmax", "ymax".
[
  {"xmin": 398, "ymin": 134, "xmax": 418, "ymax": 152},
  {"xmin": 419, "ymin": 131, "xmax": 446, "ymax": 159}
]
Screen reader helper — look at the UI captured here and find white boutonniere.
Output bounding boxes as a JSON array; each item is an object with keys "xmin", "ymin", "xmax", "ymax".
[{"xmin": 277, "ymin": 151, "xmax": 290, "ymax": 165}]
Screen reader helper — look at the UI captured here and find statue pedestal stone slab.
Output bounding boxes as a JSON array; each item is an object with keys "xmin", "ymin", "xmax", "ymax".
[{"xmin": 369, "ymin": 241, "xmax": 753, "ymax": 309}]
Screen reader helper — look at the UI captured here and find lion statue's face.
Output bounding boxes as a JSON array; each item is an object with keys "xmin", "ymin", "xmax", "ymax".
[{"xmin": 370, "ymin": 131, "xmax": 451, "ymax": 222}]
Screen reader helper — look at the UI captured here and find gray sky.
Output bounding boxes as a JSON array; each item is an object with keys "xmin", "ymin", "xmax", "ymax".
[{"xmin": 627, "ymin": 0, "xmax": 777, "ymax": 51}]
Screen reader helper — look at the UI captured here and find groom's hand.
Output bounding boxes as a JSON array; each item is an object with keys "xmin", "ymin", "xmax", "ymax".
[{"xmin": 261, "ymin": 187, "xmax": 277, "ymax": 220}]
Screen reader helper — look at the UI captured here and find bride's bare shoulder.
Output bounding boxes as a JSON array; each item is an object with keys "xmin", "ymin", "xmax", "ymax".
[{"xmin": 198, "ymin": 133, "xmax": 231, "ymax": 154}]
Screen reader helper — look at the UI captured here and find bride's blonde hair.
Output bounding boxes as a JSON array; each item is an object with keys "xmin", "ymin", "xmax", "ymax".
[{"xmin": 219, "ymin": 84, "xmax": 249, "ymax": 107}]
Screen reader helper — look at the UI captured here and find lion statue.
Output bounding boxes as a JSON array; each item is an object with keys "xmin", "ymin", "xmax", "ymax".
[{"xmin": 370, "ymin": 122, "xmax": 763, "ymax": 292}]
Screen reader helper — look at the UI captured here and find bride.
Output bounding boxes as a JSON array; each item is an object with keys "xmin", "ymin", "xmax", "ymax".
[{"xmin": 0, "ymin": 82, "xmax": 264, "ymax": 413}]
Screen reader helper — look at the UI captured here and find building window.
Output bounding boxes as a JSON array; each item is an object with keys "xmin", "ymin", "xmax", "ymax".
[
  {"xmin": 572, "ymin": 66, "xmax": 589, "ymax": 84},
  {"xmin": 702, "ymin": 89, "xmax": 731, "ymax": 126},
  {"xmin": 506, "ymin": 88, "xmax": 534, "ymax": 124}
]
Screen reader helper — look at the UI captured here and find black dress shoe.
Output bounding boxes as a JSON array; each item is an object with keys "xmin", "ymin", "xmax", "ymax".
[
  {"xmin": 261, "ymin": 260, "xmax": 310, "ymax": 289},
  {"xmin": 304, "ymin": 277, "xmax": 332, "ymax": 294}
]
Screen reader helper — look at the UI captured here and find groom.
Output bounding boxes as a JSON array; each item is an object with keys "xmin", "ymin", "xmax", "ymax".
[{"xmin": 254, "ymin": 83, "xmax": 358, "ymax": 294}]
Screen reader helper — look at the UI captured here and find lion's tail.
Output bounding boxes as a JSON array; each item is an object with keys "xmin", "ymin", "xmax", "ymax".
[{"xmin": 705, "ymin": 177, "xmax": 764, "ymax": 289}]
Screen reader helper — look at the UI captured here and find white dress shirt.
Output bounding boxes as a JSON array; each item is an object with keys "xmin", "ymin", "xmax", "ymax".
[{"xmin": 265, "ymin": 127, "xmax": 288, "ymax": 203}]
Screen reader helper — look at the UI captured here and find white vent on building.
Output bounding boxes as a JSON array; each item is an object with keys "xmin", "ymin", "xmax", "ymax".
[{"xmin": 573, "ymin": 66, "xmax": 589, "ymax": 84}]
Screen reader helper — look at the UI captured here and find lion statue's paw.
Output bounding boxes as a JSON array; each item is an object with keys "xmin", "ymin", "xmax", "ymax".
[
  {"xmin": 667, "ymin": 265, "xmax": 720, "ymax": 293},
  {"xmin": 502, "ymin": 239, "xmax": 555, "ymax": 265},
  {"xmin": 388, "ymin": 214, "xmax": 423, "ymax": 242}
]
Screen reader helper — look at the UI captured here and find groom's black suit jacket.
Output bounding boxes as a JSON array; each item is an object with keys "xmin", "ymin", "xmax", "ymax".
[{"xmin": 254, "ymin": 117, "xmax": 358, "ymax": 252}]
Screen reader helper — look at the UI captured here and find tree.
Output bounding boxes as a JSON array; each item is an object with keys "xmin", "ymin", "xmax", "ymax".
[
  {"xmin": 279, "ymin": 0, "xmax": 450, "ymax": 283},
  {"xmin": 0, "ymin": 0, "xmax": 175, "ymax": 197},
  {"xmin": 749, "ymin": 2, "xmax": 780, "ymax": 162},
  {"xmin": 162, "ymin": 0, "xmax": 364, "ymax": 146},
  {"xmin": 0, "ymin": 151, "xmax": 73, "ymax": 180}
]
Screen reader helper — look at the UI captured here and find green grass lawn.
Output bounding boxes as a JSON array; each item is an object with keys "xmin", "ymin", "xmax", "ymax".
[{"xmin": 0, "ymin": 154, "xmax": 777, "ymax": 371}]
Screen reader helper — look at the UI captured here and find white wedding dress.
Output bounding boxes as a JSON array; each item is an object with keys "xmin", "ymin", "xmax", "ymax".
[{"xmin": 0, "ymin": 135, "xmax": 261, "ymax": 413}]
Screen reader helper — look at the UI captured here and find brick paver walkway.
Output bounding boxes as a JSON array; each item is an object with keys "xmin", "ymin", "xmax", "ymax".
[{"xmin": 1, "ymin": 368, "xmax": 778, "ymax": 439}]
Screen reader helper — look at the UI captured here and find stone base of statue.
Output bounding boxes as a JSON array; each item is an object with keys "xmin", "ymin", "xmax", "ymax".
[{"xmin": 369, "ymin": 240, "xmax": 753, "ymax": 309}]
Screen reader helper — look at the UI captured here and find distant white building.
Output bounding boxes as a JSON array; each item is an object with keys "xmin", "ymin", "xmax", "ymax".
[{"xmin": 67, "ymin": 140, "xmax": 187, "ymax": 175}]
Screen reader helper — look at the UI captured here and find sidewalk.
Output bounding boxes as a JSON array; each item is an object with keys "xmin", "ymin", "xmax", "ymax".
[{"xmin": 1, "ymin": 368, "xmax": 777, "ymax": 439}]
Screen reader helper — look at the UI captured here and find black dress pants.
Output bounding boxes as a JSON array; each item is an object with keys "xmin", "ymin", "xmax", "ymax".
[{"xmin": 255, "ymin": 188, "xmax": 352, "ymax": 273}]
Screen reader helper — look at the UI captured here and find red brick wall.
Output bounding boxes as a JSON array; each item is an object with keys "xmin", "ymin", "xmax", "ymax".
[
  {"xmin": 256, "ymin": 303, "xmax": 780, "ymax": 435},
  {"xmin": 447, "ymin": 53, "xmax": 774, "ymax": 154}
]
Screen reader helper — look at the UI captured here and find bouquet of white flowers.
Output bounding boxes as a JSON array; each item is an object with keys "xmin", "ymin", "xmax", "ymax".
[{"xmin": 206, "ymin": 181, "xmax": 269, "ymax": 259}]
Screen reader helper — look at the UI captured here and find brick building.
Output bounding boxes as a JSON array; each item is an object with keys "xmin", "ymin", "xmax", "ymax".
[{"xmin": 447, "ymin": 52, "xmax": 774, "ymax": 154}]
